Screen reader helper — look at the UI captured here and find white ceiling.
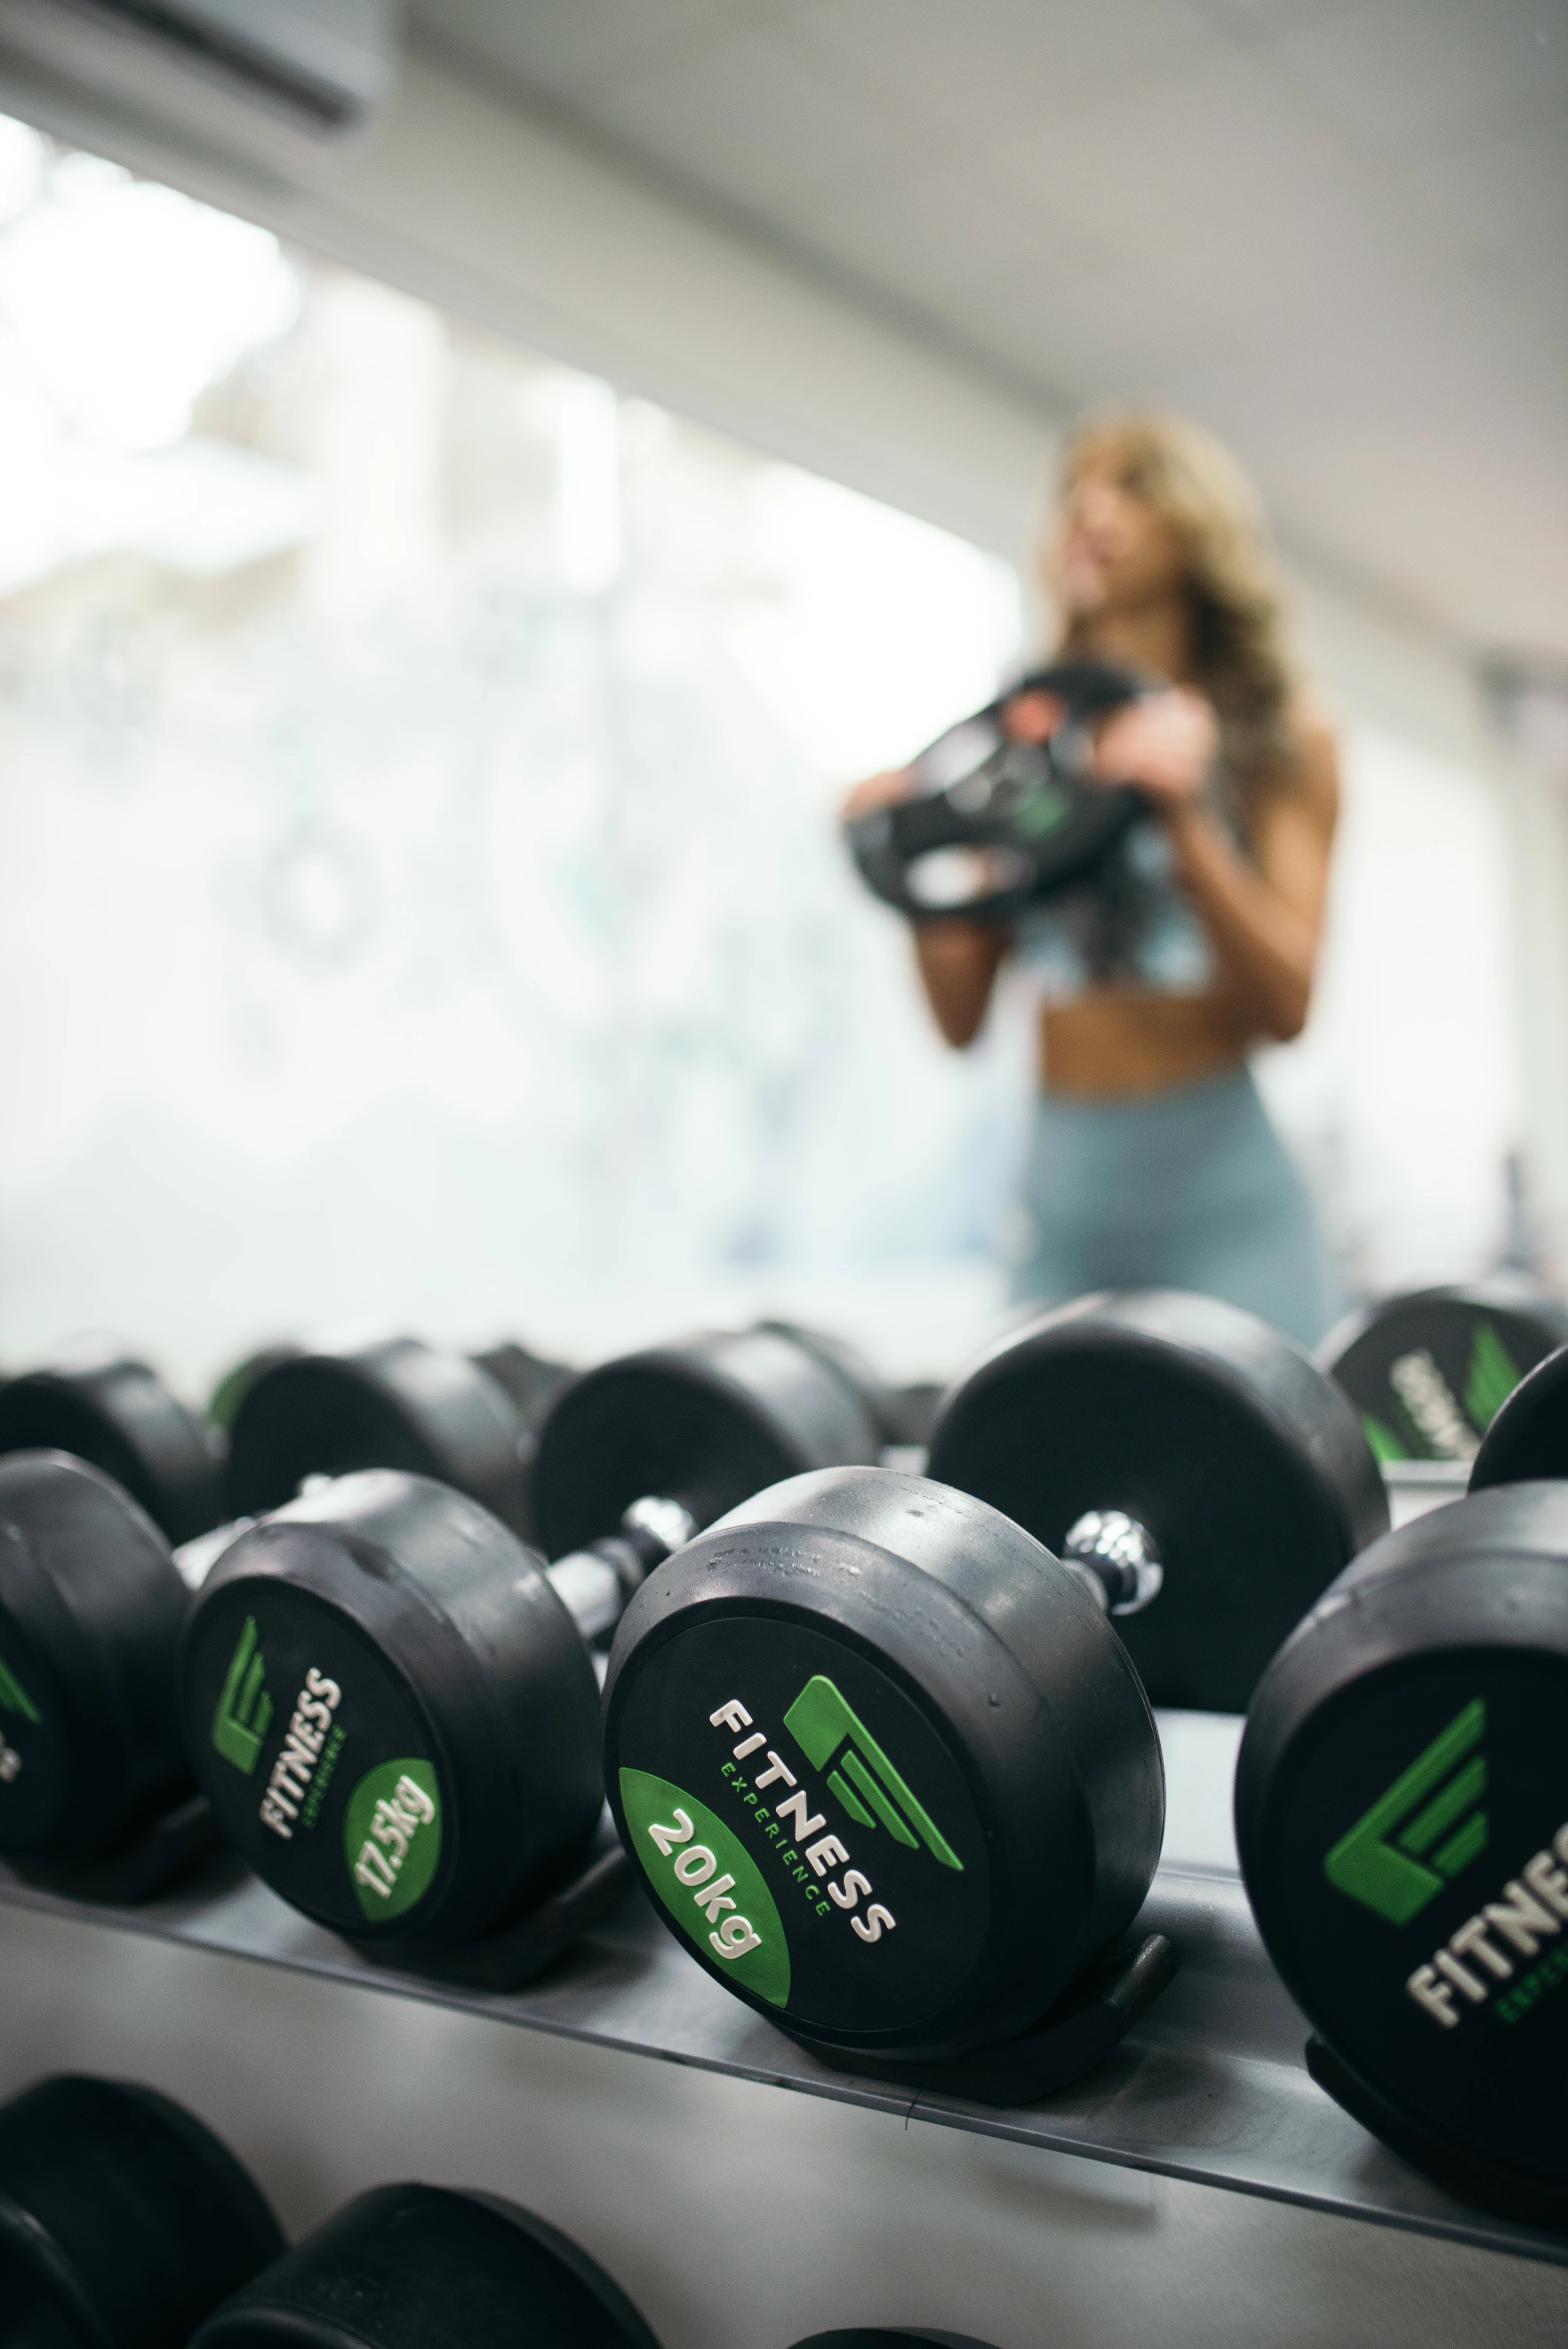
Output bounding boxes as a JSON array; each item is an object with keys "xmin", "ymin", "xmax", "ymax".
[{"xmin": 411, "ymin": 0, "xmax": 1568, "ymax": 663}]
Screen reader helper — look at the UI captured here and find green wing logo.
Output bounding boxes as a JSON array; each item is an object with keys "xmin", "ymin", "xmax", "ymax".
[
  {"xmin": 1324, "ymin": 1699, "xmax": 1488, "ymax": 1926},
  {"xmin": 1464, "ymin": 1322, "xmax": 1522, "ymax": 1431},
  {"xmin": 211, "ymin": 1616, "xmax": 274, "ymax": 1775},
  {"xmin": 783, "ymin": 1675, "xmax": 963, "ymax": 1872},
  {"xmin": 0, "ymin": 1647, "xmax": 41, "ymax": 1727}
]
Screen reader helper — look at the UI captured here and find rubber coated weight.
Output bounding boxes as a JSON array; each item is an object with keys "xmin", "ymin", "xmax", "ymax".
[
  {"xmin": 0, "ymin": 1355, "xmax": 223, "ymax": 1543},
  {"xmin": 755, "ymin": 1321, "xmax": 940, "ymax": 1453},
  {"xmin": 0, "ymin": 1453, "xmax": 194, "ymax": 1861},
  {"xmin": 470, "ymin": 1338, "xmax": 575, "ymax": 1428},
  {"xmin": 1319, "ymin": 1279, "xmax": 1568, "ymax": 1469},
  {"xmin": 180, "ymin": 1472, "xmax": 601, "ymax": 1951},
  {"xmin": 532, "ymin": 1325, "xmax": 882, "ymax": 1558},
  {"xmin": 791, "ymin": 2335, "xmax": 1000, "ymax": 2347},
  {"xmin": 1469, "ymin": 1343, "xmax": 1568, "ymax": 1491},
  {"xmin": 207, "ymin": 1345, "xmax": 305, "ymax": 1436},
  {"xmin": 604, "ymin": 1466, "xmax": 1162, "ymax": 2064},
  {"xmin": 927, "ymin": 1290, "xmax": 1388, "ymax": 1714},
  {"xmin": 225, "ymin": 1337, "xmax": 533, "ymax": 1534},
  {"xmin": 191, "ymin": 2182, "xmax": 658, "ymax": 2349},
  {"xmin": 1236, "ymin": 1483, "xmax": 1568, "ymax": 2218},
  {"xmin": 0, "ymin": 2073, "xmax": 283, "ymax": 2349},
  {"xmin": 845, "ymin": 659, "xmax": 1148, "ymax": 924}
]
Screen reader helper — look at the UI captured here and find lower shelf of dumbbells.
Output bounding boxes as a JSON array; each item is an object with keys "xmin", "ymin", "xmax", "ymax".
[{"xmin": 2, "ymin": 1715, "xmax": 1567, "ymax": 2272}]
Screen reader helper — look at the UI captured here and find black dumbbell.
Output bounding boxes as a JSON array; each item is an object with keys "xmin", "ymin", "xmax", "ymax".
[
  {"xmin": 207, "ymin": 1345, "xmax": 307, "ymax": 1436},
  {"xmin": 0, "ymin": 1451, "xmax": 203, "ymax": 1877},
  {"xmin": 222, "ymin": 1336, "xmax": 561, "ymax": 1538},
  {"xmin": 0, "ymin": 2073, "xmax": 283, "ymax": 2349},
  {"xmin": 604, "ymin": 1464, "xmax": 1164, "ymax": 2069},
  {"xmin": 190, "ymin": 2181, "xmax": 657, "ymax": 2347},
  {"xmin": 1469, "ymin": 1339, "xmax": 1568, "ymax": 1491},
  {"xmin": 1235, "ymin": 1479, "xmax": 1568, "ymax": 2223},
  {"xmin": 792, "ymin": 2336, "xmax": 1000, "ymax": 2347},
  {"xmin": 179, "ymin": 1328, "xmax": 882, "ymax": 1953},
  {"xmin": 754, "ymin": 1321, "xmax": 941, "ymax": 1451},
  {"xmin": 0, "ymin": 1353, "xmax": 224, "ymax": 1544},
  {"xmin": 924, "ymin": 1290, "xmax": 1388, "ymax": 1713},
  {"xmin": 1319, "ymin": 1278, "xmax": 1568, "ymax": 1470}
]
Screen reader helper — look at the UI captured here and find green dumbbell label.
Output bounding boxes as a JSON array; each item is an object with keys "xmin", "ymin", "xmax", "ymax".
[
  {"xmin": 187, "ymin": 1586, "xmax": 448, "ymax": 1935},
  {"xmin": 0, "ymin": 1643, "xmax": 37, "ymax": 1795},
  {"xmin": 614, "ymin": 1616, "xmax": 988, "ymax": 2035},
  {"xmin": 1337, "ymin": 1312, "xmax": 1538, "ymax": 1464},
  {"xmin": 344, "ymin": 1757, "xmax": 443, "ymax": 1922},
  {"xmin": 1269, "ymin": 1653, "xmax": 1568, "ymax": 2185},
  {"xmin": 620, "ymin": 1769, "xmax": 790, "ymax": 2005}
]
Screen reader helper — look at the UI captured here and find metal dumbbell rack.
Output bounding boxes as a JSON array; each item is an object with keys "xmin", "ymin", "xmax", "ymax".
[{"xmin": 2, "ymin": 1695, "xmax": 1563, "ymax": 2278}]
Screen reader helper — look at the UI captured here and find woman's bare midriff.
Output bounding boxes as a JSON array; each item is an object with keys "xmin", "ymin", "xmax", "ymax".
[{"xmin": 1041, "ymin": 989, "xmax": 1256, "ymax": 1098}]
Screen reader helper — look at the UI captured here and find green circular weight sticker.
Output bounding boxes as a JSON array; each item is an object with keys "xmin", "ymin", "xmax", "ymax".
[
  {"xmin": 343, "ymin": 1757, "xmax": 442, "ymax": 1921},
  {"xmin": 187, "ymin": 1584, "xmax": 448, "ymax": 1936},
  {"xmin": 0, "ymin": 1612, "xmax": 68, "ymax": 1846},
  {"xmin": 1264, "ymin": 1652, "xmax": 1568, "ymax": 2186},
  {"xmin": 615, "ymin": 1615, "xmax": 990, "ymax": 2037}
]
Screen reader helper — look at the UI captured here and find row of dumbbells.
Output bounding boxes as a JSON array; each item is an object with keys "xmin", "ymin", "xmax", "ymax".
[
  {"xmin": 2, "ymin": 1279, "xmax": 1568, "ymax": 2231},
  {"xmin": 0, "ymin": 2071, "xmax": 985, "ymax": 2349}
]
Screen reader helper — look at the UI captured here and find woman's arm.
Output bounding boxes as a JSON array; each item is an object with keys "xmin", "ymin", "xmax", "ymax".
[
  {"xmin": 841, "ymin": 766, "xmax": 1010, "ymax": 1049},
  {"xmin": 1096, "ymin": 694, "xmax": 1339, "ymax": 1044}
]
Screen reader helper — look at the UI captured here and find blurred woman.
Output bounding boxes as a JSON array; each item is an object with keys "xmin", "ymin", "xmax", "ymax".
[{"xmin": 845, "ymin": 411, "xmax": 1338, "ymax": 1344}]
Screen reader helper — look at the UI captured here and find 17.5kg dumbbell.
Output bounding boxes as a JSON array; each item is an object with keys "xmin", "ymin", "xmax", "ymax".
[
  {"xmin": 0, "ymin": 2073, "xmax": 284, "ymax": 2349},
  {"xmin": 925, "ymin": 1290, "xmax": 1389, "ymax": 1713},
  {"xmin": 178, "ymin": 1327, "xmax": 884, "ymax": 1955},
  {"xmin": 1236, "ymin": 1338, "xmax": 1568, "ymax": 2222},
  {"xmin": 191, "ymin": 2182, "xmax": 658, "ymax": 2349}
]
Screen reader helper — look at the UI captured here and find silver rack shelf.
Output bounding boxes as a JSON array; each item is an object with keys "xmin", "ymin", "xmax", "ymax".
[{"xmin": 2, "ymin": 1843, "xmax": 1565, "ymax": 2273}]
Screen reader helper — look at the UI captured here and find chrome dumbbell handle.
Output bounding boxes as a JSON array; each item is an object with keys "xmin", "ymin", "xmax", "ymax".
[{"xmin": 1062, "ymin": 1509, "xmax": 1164, "ymax": 1617}]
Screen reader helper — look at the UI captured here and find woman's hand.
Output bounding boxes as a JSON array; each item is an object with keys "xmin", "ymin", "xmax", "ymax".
[
  {"xmin": 1094, "ymin": 688, "xmax": 1217, "ymax": 813},
  {"xmin": 999, "ymin": 687, "xmax": 1067, "ymax": 745},
  {"xmin": 840, "ymin": 766, "xmax": 914, "ymax": 823}
]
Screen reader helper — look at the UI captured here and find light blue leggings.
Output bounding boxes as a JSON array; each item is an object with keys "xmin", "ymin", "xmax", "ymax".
[{"xmin": 1010, "ymin": 1063, "xmax": 1337, "ymax": 1348}]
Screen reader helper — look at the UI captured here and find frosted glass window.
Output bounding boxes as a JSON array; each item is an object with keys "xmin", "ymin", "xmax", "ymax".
[{"xmin": 0, "ymin": 123, "xmax": 1023, "ymax": 1379}]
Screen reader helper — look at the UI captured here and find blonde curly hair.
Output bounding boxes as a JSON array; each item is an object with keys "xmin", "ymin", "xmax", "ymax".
[{"xmin": 1053, "ymin": 409, "xmax": 1301, "ymax": 788}]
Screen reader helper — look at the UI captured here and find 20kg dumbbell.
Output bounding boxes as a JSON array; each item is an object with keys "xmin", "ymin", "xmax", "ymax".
[
  {"xmin": 1319, "ymin": 1278, "xmax": 1568, "ymax": 1469},
  {"xmin": 604, "ymin": 1464, "xmax": 1165, "ymax": 2077},
  {"xmin": 1235, "ymin": 1476, "xmax": 1568, "ymax": 2223},
  {"xmin": 179, "ymin": 1327, "xmax": 883, "ymax": 1955},
  {"xmin": 0, "ymin": 1352, "xmax": 224, "ymax": 1543},
  {"xmin": 925, "ymin": 1290, "xmax": 1388, "ymax": 1713},
  {"xmin": 190, "ymin": 2182, "xmax": 657, "ymax": 2348},
  {"xmin": 0, "ymin": 2073, "xmax": 283, "ymax": 2349}
]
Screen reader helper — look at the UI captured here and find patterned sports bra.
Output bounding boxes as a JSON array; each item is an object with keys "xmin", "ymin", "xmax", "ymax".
[{"xmin": 1012, "ymin": 751, "xmax": 1253, "ymax": 1003}]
